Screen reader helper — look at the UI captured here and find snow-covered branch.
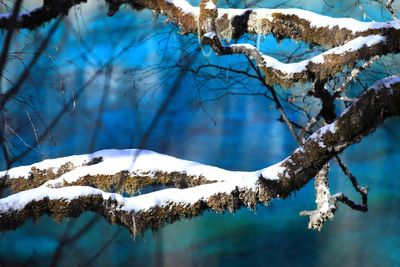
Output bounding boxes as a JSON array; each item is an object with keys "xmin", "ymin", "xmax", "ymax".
[
  {"xmin": 1, "ymin": 0, "xmax": 399, "ymax": 87},
  {"xmin": 2, "ymin": 0, "xmax": 399, "ymax": 45},
  {"xmin": 1, "ymin": 76, "xmax": 400, "ymax": 233},
  {"xmin": 0, "ymin": 149, "xmax": 280, "ymax": 233},
  {"xmin": 203, "ymin": 34, "xmax": 392, "ymax": 87}
]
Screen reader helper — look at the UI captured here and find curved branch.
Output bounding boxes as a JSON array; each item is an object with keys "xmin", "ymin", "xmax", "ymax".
[
  {"xmin": 0, "ymin": 0, "xmax": 85, "ymax": 30},
  {"xmin": 1, "ymin": 76, "xmax": 400, "ymax": 233},
  {"xmin": 273, "ymin": 76, "xmax": 400, "ymax": 196},
  {"xmin": 1, "ymin": 0, "xmax": 400, "ymax": 46},
  {"xmin": 203, "ymin": 34, "xmax": 396, "ymax": 87},
  {"xmin": 1, "ymin": 0, "xmax": 400, "ymax": 88}
]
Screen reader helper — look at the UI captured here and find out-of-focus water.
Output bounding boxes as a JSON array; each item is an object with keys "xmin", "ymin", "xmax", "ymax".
[{"xmin": 0, "ymin": 1, "xmax": 399, "ymax": 266}]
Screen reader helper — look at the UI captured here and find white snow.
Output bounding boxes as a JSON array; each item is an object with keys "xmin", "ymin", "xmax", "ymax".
[
  {"xmin": 204, "ymin": 1, "xmax": 216, "ymax": 10},
  {"xmin": 2, "ymin": 1, "xmax": 399, "ymax": 36},
  {"xmin": 0, "ymin": 180, "xmax": 251, "ymax": 213},
  {"xmin": 261, "ymin": 35, "xmax": 385, "ymax": 75},
  {"xmin": 123, "ymin": 180, "xmax": 250, "ymax": 211},
  {"xmin": 166, "ymin": 0, "xmax": 199, "ymax": 15},
  {"xmin": 371, "ymin": 75, "xmax": 400, "ymax": 92},
  {"xmin": 244, "ymin": 8, "xmax": 399, "ymax": 33},
  {"xmin": 310, "ymin": 35, "xmax": 385, "ymax": 64},
  {"xmin": 0, "ymin": 158, "xmax": 285, "ymax": 213},
  {"xmin": 204, "ymin": 31, "xmax": 216, "ymax": 39},
  {"xmin": 44, "ymin": 149, "xmax": 262, "ymax": 187},
  {"xmin": 229, "ymin": 36, "xmax": 384, "ymax": 76},
  {"xmin": 318, "ymin": 141, "xmax": 326, "ymax": 148},
  {"xmin": 382, "ymin": 76, "xmax": 400, "ymax": 88},
  {"xmin": 262, "ymin": 54, "xmax": 309, "ymax": 74},
  {"xmin": 0, "ymin": 153, "xmax": 97, "ymax": 179},
  {"xmin": 309, "ymin": 122, "xmax": 337, "ymax": 142},
  {"xmin": 259, "ymin": 161, "xmax": 285, "ymax": 180},
  {"xmin": 230, "ymin": 43, "xmax": 257, "ymax": 50},
  {"xmin": 0, "ymin": 149, "xmax": 268, "ymax": 187},
  {"xmin": 0, "ymin": 163, "xmax": 286, "ymax": 213},
  {"xmin": 0, "ymin": 186, "xmax": 121, "ymax": 212},
  {"xmin": 216, "ymin": 7, "xmax": 399, "ymax": 33},
  {"xmin": 0, "ymin": 173, "xmax": 257, "ymax": 213},
  {"xmin": 321, "ymin": 122, "xmax": 337, "ymax": 135},
  {"xmin": 0, "ymin": 148, "xmax": 289, "ymax": 213}
]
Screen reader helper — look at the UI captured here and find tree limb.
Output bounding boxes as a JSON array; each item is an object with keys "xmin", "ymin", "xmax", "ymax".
[
  {"xmin": 1, "ymin": 0, "xmax": 400, "ymax": 88},
  {"xmin": 1, "ymin": 76, "xmax": 399, "ymax": 233}
]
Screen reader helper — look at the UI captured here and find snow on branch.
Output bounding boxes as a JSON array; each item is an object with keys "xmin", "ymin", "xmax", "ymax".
[
  {"xmin": 196, "ymin": 0, "xmax": 400, "ymax": 87},
  {"xmin": 203, "ymin": 34, "xmax": 391, "ymax": 87},
  {"xmin": 1, "ymin": 0, "xmax": 399, "ymax": 87},
  {"xmin": 1, "ymin": 149, "xmax": 276, "ymax": 193},
  {"xmin": 1, "ymin": 0, "xmax": 399, "ymax": 46},
  {"xmin": 0, "ymin": 149, "xmax": 282, "ymax": 233},
  {"xmin": 1, "ymin": 76, "xmax": 400, "ymax": 233}
]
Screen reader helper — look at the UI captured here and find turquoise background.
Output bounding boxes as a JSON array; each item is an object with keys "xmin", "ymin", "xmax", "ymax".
[{"xmin": 0, "ymin": 1, "xmax": 399, "ymax": 266}]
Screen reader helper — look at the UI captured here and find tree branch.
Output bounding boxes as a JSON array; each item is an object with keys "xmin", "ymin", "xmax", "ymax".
[
  {"xmin": 1, "ymin": 76, "xmax": 400, "ymax": 233},
  {"xmin": 1, "ymin": 0, "xmax": 400, "ymax": 88}
]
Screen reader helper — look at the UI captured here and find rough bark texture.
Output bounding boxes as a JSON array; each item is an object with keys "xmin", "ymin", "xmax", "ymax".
[
  {"xmin": 2, "ymin": 169, "xmax": 214, "ymax": 195},
  {"xmin": 1, "ymin": 78, "xmax": 399, "ymax": 233},
  {"xmin": 271, "ymin": 78, "xmax": 400, "ymax": 197},
  {"xmin": 0, "ymin": 187, "xmax": 260, "ymax": 234},
  {"xmin": 1, "ymin": 0, "xmax": 398, "ymax": 46},
  {"xmin": 1, "ymin": 0, "xmax": 400, "ymax": 234},
  {"xmin": 1, "ymin": 0, "xmax": 399, "ymax": 87}
]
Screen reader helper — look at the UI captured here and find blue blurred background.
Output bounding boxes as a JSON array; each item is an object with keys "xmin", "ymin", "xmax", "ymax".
[{"xmin": 0, "ymin": 0, "xmax": 400, "ymax": 266}]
